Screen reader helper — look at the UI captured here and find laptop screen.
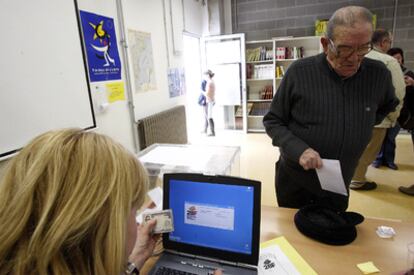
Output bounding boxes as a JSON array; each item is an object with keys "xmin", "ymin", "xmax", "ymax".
[{"xmin": 163, "ymin": 173, "xmax": 261, "ymax": 266}]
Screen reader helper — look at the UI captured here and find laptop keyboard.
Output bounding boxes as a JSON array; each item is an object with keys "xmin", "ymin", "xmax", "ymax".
[{"xmin": 155, "ymin": 266, "xmax": 198, "ymax": 275}]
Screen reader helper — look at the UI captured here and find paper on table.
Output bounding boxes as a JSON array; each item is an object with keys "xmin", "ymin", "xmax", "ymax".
[
  {"xmin": 259, "ymin": 236, "xmax": 317, "ymax": 275},
  {"xmin": 259, "ymin": 245, "xmax": 300, "ymax": 275},
  {"xmin": 316, "ymin": 159, "xmax": 348, "ymax": 196},
  {"xmin": 356, "ymin": 261, "xmax": 380, "ymax": 274}
]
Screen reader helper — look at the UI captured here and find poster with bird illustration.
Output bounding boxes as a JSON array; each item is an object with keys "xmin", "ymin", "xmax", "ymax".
[{"xmin": 79, "ymin": 10, "xmax": 121, "ymax": 82}]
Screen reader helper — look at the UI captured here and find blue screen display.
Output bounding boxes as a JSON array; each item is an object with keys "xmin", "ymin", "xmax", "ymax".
[{"xmin": 168, "ymin": 179, "xmax": 254, "ymax": 254}]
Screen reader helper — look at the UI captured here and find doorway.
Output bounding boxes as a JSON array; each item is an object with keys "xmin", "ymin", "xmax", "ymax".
[
  {"xmin": 201, "ymin": 34, "xmax": 246, "ymax": 132},
  {"xmin": 183, "ymin": 33, "xmax": 246, "ymax": 142}
]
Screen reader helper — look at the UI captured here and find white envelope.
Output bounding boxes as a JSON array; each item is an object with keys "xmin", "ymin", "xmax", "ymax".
[{"xmin": 316, "ymin": 159, "xmax": 348, "ymax": 196}]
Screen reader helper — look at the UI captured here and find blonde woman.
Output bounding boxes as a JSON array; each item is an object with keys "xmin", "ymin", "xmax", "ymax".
[{"xmin": 0, "ymin": 129, "xmax": 158, "ymax": 274}]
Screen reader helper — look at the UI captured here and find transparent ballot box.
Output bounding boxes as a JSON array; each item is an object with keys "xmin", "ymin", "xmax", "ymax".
[{"xmin": 138, "ymin": 143, "xmax": 241, "ymax": 188}]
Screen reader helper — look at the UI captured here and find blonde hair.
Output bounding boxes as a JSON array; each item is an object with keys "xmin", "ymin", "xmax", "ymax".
[{"xmin": 0, "ymin": 129, "xmax": 148, "ymax": 274}]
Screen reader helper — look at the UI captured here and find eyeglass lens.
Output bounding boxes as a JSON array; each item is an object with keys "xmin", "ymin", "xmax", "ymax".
[{"xmin": 337, "ymin": 45, "xmax": 372, "ymax": 58}]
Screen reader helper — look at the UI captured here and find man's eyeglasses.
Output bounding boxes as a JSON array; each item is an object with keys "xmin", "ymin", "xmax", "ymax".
[{"xmin": 329, "ymin": 39, "xmax": 372, "ymax": 58}]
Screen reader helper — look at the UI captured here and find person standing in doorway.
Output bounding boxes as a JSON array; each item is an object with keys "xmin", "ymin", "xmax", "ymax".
[{"xmin": 202, "ymin": 69, "xmax": 216, "ymax": 136}]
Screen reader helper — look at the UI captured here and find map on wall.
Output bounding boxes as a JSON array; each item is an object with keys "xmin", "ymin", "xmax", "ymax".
[{"xmin": 128, "ymin": 29, "xmax": 157, "ymax": 92}]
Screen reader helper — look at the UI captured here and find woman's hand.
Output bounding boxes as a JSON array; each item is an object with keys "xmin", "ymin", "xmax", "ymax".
[
  {"xmin": 405, "ymin": 76, "xmax": 414, "ymax": 87},
  {"xmin": 128, "ymin": 219, "xmax": 160, "ymax": 270}
]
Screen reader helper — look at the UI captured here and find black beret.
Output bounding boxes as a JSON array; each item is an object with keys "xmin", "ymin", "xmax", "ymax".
[{"xmin": 294, "ymin": 204, "xmax": 364, "ymax": 245}]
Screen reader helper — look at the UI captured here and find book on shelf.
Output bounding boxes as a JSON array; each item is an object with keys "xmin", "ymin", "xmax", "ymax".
[
  {"xmin": 276, "ymin": 66, "xmax": 285, "ymax": 78},
  {"xmin": 247, "ymin": 64, "xmax": 253, "ymax": 79},
  {"xmin": 249, "ymin": 102, "xmax": 271, "ymax": 116},
  {"xmin": 276, "ymin": 47, "xmax": 285, "ymax": 59},
  {"xmin": 280, "ymin": 65, "xmax": 285, "ymax": 76},
  {"xmin": 235, "ymin": 116, "xmax": 243, "ymax": 130},
  {"xmin": 248, "ymin": 64, "xmax": 273, "ymax": 79},
  {"xmin": 276, "ymin": 46, "xmax": 305, "ymax": 59},
  {"xmin": 265, "ymin": 48, "xmax": 273, "ymax": 60},
  {"xmin": 246, "ymin": 46, "xmax": 272, "ymax": 62},
  {"xmin": 247, "ymin": 103, "xmax": 254, "ymax": 115},
  {"xmin": 235, "ymin": 105, "xmax": 243, "ymax": 117},
  {"xmin": 260, "ymin": 85, "xmax": 273, "ymax": 100}
]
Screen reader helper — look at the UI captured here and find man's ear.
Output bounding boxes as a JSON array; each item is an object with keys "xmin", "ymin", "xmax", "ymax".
[{"xmin": 320, "ymin": 37, "xmax": 330, "ymax": 54}]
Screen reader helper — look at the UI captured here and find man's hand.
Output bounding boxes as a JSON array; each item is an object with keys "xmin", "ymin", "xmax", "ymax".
[
  {"xmin": 128, "ymin": 219, "xmax": 161, "ymax": 270},
  {"xmin": 405, "ymin": 75, "xmax": 414, "ymax": 87},
  {"xmin": 299, "ymin": 148, "xmax": 323, "ymax": 170}
]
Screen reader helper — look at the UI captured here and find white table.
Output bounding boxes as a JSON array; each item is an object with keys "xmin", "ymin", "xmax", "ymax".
[{"xmin": 138, "ymin": 143, "xmax": 241, "ymax": 188}]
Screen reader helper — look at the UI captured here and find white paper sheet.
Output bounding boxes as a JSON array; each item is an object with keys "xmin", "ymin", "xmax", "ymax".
[
  {"xmin": 259, "ymin": 245, "xmax": 300, "ymax": 275},
  {"xmin": 316, "ymin": 159, "xmax": 348, "ymax": 196}
]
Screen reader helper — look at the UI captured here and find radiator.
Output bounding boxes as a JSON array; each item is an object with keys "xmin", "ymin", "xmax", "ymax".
[{"xmin": 137, "ymin": 105, "xmax": 188, "ymax": 150}]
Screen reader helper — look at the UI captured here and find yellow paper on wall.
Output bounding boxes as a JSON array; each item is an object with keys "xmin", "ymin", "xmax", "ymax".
[
  {"xmin": 260, "ymin": 236, "xmax": 317, "ymax": 274},
  {"xmin": 106, "ymin": 81, "xmax": 125, "ymax": 103},
  {"xmin": 315, "ymin": 19, "xmax": 328, "ymax": 36}
]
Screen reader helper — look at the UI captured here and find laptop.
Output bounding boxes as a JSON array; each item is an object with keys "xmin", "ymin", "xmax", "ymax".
[{"xmin": 149, "ymin": 173, "xmax": 261, "ymax": 275}]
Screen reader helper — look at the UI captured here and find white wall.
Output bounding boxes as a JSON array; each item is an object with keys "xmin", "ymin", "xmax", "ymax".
[
  {"xmin": 124, "ymin": 0, "xmax": 208, "ymax": 123},
  {"xmin": 0, "ymin": 0, "xmax": 133, "ymax": 172},
  {"xmin": 124, "ymin": 0, "xmax": 183, "ymax": 121},
  {"xmin": 80, "ymin": 0, "xmax": 207, "ymax": 152},
  {"xmin": 183, "ymin": 0, "xmax": 207, "ymax": 35},
  {"xmin": 0, "ymin": 0, "xmax": 207, "ymax": 173}
]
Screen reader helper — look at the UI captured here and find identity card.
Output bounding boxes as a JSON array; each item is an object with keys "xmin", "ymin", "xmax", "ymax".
[{"xmin": 143, "ymin": 209, "xmax": 174, "ymax": 234}]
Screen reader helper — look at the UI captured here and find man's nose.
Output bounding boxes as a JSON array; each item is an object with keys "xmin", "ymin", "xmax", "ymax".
[{"xmin": 346, "ymin": 51, "xmax": 360, "ymax": 62}]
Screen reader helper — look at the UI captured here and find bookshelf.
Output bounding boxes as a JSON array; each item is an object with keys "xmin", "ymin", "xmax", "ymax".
[
  {"xmin": 242, "ymin": 36, "xmax": 322, "ymax": 133},
  {"xmin": 245, "ymin": 39, "xmax": 275, "ymax": 132},
  {"xmin": 274, "ymin": 36, "xmax": 323, "ymax": 91}
]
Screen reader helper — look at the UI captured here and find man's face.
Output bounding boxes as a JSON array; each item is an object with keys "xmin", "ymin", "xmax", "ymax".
[
  {"xmin": 322, "ymin": 22, "xmax": 373, "ymax": 78},
  {"xmin": 380, "ymin": 35, "xmax": 392, "ymax": 53},
  {"xmin": 392, "ymin": 53, "xmax": 403, "ymax": 65}
]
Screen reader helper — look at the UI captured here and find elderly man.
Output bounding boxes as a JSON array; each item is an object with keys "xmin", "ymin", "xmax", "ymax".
[
  {"xmin": 350, "ymin": 30, "xmax": 405, "ymax": 190},
  {"xmin": 263, "ymin": 6, "xmax": 399, "ymax": 211}
]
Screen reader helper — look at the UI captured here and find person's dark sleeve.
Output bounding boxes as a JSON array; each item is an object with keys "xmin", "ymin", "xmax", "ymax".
[
  {"xmin": 263, "ymin": 69, "xmax": 309, "ymax": 162},
  {"xmin": 201, "ymin": 80, "xmax": 207, "ymax": 91},
  {"xmin": 404, "ymin": 67, "xmax": 414, "ymax": 79},
  {"xmin": 375, "ymin": 69, "xmax": 400, "ymax": 124}
]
